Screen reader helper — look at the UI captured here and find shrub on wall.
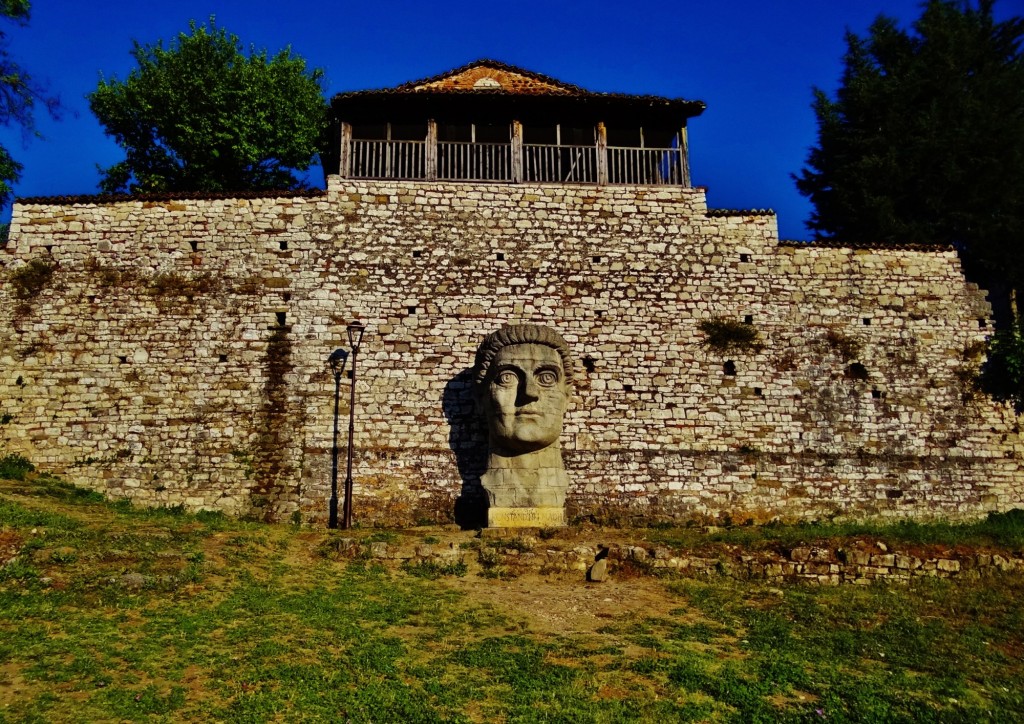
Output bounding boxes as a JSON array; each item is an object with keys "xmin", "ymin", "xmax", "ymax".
[
  {"xmin": 699, "ymin": 317, "xmax": 763, "ymax": 353},
  {"xmin": 824, "ymin": 330, "xmax": 862, "ymax": 361},
  {"xmin": 8, "ymin": 259, "xmax": 55, "ymax": 300}
]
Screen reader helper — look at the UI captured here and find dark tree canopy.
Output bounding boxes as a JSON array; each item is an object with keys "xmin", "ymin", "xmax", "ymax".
[
  {"xmin": 88, "ymin": 19, "xmax": 328, "ymax": 194},
  {"xmin": 0, "ymin": 0, "xmax": 60, "ymax": 210},
  {"xmin": 795, "ymin": 0, "xmax": 1024, "ymax": 287}
]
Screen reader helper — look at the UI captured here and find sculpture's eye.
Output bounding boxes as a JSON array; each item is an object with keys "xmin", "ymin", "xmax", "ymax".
[
  {"xmin": 495, "ymin": 370, "xmax": 519, "ymax": 387},
  {"xmin": 536, "ymin": 370, "xmax": 559, "ymax": 386}
]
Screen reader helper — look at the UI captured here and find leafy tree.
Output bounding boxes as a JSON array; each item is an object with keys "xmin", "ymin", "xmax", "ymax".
[
  {"xmin": 985, "ymin": 322, "xmax": 1024, "ymax": 404},
  {"xmin": 88, "ymin": 19, "xmax": 328, "ymax": 194},
  {"xmin": 795, "ymin": 0, "xmax": 1024, "ymax": 288},
  {"xmin": 0, "ymin": 0, "xmax": 60, "ymax": 210},
  {"xmin": 796, "ymin": 1, "xmax": 1024, "ymax": 406}
]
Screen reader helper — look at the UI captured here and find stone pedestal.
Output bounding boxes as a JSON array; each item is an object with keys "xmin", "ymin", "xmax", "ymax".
[{"xmin": 487, "ymin": 506, "xmax": 566, "ymax": 528}]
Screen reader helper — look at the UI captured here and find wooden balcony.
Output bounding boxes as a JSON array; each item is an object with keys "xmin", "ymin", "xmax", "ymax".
[{"xmin": 343, "ymin": 136, "xmax": 690, "ymax": 187}]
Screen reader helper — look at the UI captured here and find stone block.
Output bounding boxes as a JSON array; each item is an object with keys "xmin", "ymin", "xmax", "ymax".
[{"xmin": 488, "ymin": 507, "xmax": 565, "ymax": 528}]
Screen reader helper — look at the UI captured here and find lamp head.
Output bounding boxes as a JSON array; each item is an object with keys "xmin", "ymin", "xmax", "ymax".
[{"xmin": 347, "ymin": 321, "xmax": 366, "ymax": 350}]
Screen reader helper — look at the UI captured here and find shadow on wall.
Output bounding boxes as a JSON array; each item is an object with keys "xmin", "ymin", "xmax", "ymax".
[{"xmin": 442, "ymin": 368, "xmax": 488, "ymax": 529}]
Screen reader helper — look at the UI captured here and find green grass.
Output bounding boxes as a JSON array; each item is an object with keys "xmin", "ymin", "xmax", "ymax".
[
  {"xmin": 645, "ymin": 509, "xmax": 1024, "ymax": 550},
  {"xmin": 0, "ymin": 474, "xmax": 1022, "ymax": 721}
]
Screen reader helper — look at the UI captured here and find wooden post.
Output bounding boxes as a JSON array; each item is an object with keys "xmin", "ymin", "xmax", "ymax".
[
  {"xmin": 339, "ymin": 122, "xmax": 352, "ymax": 178},
  {"xmin": 426, "ymin": 119, "xmax": 437, "ymax": 180},
  {"xmin": 679, "ymin": 125, "xmax": 691, "ymax": 188},
  {"xmin": 596, "ymin": 122, "xmax": 608, "ymax": 185},
  {"xmin": 511, "ymin": 120, "xmax": 523, "ymax": 183}
]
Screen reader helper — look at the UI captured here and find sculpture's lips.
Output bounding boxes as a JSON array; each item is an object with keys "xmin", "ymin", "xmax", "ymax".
[{"xmin": 515, "ymin": 410, "xmax": 545, "ymax": 418}]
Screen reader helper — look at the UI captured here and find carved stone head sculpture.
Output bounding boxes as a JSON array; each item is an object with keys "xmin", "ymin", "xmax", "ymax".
[{"xmin": 474, "ymin": 324, "xmax": 572, "ymax": 527}]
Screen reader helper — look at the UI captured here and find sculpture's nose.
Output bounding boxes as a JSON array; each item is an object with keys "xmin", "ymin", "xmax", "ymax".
[{"xmin": 520, "ymin": 374, "xmax": 541, "ymax": 403}]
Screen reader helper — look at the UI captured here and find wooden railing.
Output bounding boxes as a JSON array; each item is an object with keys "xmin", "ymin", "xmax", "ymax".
[
  {"xmin": 607, "ymin": 146, "xmax": 685, "ymax": 185},
  {"xmin": 345, "ymin": 139, "xmax": 687, "ymax": 186},
  {"xmin": 436, "ymin": 142, "xmax": 512, "ymax": 181},
  {"xmin": 350, "ymin": 139, "xmax": 426, "ymax": 179},
  {"xmin": 522, "ymin": 144, "xmax": 598, "ymax": 183}
]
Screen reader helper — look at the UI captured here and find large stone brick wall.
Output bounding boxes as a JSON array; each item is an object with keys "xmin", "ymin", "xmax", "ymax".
[{"xmin": 1, "ymin": 179, "xmax": 1021, "ymax": 525}]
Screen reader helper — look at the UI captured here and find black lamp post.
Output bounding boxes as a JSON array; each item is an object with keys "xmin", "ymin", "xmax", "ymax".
[
  {"xmin": 342, "ymin": 321, "xmax": 366, "ymax": 529},
  {"xmin": 327, "ymin": 348, "xmax": 349, "ymax": 529}
]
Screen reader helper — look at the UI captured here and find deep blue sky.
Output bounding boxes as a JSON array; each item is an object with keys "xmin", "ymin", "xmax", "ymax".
[{"xmin": 2, "ymin": 0, "xmax": 1021, "ymax": 239}]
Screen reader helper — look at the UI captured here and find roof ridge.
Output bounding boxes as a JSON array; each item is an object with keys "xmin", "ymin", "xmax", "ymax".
[{"xmin": 394, "ymin": 58, "xmax": 586, "ymax": 94}]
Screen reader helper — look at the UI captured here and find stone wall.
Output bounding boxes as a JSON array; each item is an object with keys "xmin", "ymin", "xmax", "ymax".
[
  {"xmin": 331, "ymin": 534, "xmax": 1024, "ymax": 587},
  {"xmin": 1, "ymin": 179, "xmax": 1021, "ymax": 525}
]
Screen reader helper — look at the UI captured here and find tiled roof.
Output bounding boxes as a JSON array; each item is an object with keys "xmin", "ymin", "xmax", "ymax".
[
  {"xmin": 394, "ymin": 59, "xmax": 583, "ymax": 95},
  {"xmin": 706, "ymin": 208, "xmax": 776, "ymax": 217},
  {"xmin": 15, "ymin": 189, "xmax": 326, "ymax": 205},
  {"xmin": 330, "ymin": 59, "xmax": 706, "ymax": 115},
  {"xmin": 778, "ymin": 239, "xmax": 954, "ymax": 251}
]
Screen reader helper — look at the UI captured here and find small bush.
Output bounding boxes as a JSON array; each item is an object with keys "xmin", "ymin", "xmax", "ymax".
[
  {"xmin": 824, "ymin": 330, "xmax": 862, "ymax": 361},
  {"xmin": 699, "ymin": 317, "xmax": 762, "ymax": 353},
  {"xmin": 364, "ymin": 530, "xmax": 399, "ymax": 544},
  {"xmin": 9, "ymin": 259, "xmax": 56, "ymax": 300},
  {"xmin": 84, "ymin": 258, "xmax": 141, "ymax": 288},
  {"xmin": 401, "ymin": 559, "xmax": 468, "ymax": 579},
  {"xmin": 0, "ymin": 453, "xmax": 35, "ymax": 480},
  {"xmin": 148, "ymin": 272, "xmax": 218, "ymax": 300}
]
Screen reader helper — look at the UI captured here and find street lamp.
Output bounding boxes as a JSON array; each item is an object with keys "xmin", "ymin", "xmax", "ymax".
[
  {"xmin": 342, "ymin": 321, "xmax": 366, "ymax": 529},
  {"xmin": 327, "ymin": 348, "xmax": 349, "ymax": 529}
]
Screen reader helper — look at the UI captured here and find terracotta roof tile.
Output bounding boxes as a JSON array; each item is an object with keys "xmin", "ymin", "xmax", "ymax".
[
  {"xmin": 778, "ymin": 239, "xmax": 954, "ymax": 251},
  {"xmin": 15, "ymin": 189, "xmax": 325, "ymax": 206}
]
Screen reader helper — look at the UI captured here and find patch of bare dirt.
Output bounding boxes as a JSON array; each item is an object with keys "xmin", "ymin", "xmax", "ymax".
[{"xmin": 441, "ymin": 571, "xmax": 687, "ymax": 636}]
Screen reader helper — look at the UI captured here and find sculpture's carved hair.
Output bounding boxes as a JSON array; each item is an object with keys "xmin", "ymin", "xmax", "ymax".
[{"xmin": 474, "ymin": 324, "xmax": 573, "ymax": 386}]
